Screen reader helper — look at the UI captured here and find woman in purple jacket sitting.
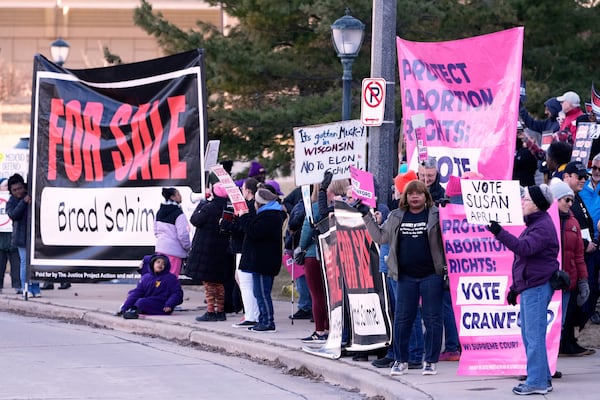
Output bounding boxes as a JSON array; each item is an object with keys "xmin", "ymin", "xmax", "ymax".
[{"xmin": 120, "ymin": 254, "xmax": 184, "ymax": 319}]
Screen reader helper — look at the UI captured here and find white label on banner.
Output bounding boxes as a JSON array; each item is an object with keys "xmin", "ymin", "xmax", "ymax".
[{"xmin": 39, "ymin": 186, "xmax": 190, "ymax": 246}]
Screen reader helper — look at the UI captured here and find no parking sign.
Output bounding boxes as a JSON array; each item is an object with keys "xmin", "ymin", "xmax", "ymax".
[{"xmin": 360, "ymin": 78, "xmax": 386, "ymax": 126}]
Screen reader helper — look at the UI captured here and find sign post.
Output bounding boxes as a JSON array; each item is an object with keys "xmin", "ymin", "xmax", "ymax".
[{"xmin": 360, "ymin": 78, "xmax": 386, "ymax": 127}]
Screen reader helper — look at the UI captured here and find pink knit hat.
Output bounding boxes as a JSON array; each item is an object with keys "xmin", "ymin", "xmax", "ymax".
[
  {"xmin": 393, "ymin": 170, "xmax": 418, "ymax": 193},
  {"xmin": 445, "ymin": 175, "xmax": 462, "ymax": 197},
  {"xmin": 212, "ymin": 183, "xmax": 228, "ymax": 198}
]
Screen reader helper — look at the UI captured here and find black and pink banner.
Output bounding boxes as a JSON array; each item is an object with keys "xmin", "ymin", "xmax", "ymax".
[
  {"xmin": 28, "ymin": 50, "xmax": 207, "ymax": 281},
  {"xmin": 303, "ymin": 202, "xmax": 391, "ymax": 358}
]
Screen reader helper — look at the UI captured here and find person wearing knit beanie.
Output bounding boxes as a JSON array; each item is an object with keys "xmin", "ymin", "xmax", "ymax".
[
  {"xmin": 212, "ymin": 183, "xmax": 228, "ymax": 198},
  {"xmin": 393, "ymin": 170, "xmax": 418, "ymax": 194},
  {"xmin": 487, "ymin": 181, "xmax": 559, "ymax": 395},
  {"xmin": 255, "ymin": 188, "xmax": 279, "ymax": 205},
  {"xmin": 549, "ymin": 181, "xmax": 574, "ymax": 201},
  {"xmin": 526, "ymin": 184, "xmax": 553, "ymax": 211}
]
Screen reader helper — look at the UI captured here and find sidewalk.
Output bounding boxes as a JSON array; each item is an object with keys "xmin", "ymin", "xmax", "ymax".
[{"xmin": 1, "ymin": 282, "xmax": 599, "ymax": 399}]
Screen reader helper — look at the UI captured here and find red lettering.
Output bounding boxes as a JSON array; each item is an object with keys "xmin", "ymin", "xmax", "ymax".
[
  {"xmin": 110, "ymin": 105, "xmax": 134, "ymax": 181},
  {"xmin": 48, "ymin": 98, "xmax": 65, "ymax": 180},
  {"xmin": 167, "ymin": 95, "xmax": 186, "ymax": 179},
  {"xmin": 81, "ymin": 102, "xmax": 104, "ymax": 181},
  {"xmin": 63, "ymin": 100, "xmax": 84, "ymax": 181},
  {"xmin": 148, "ymin": 101, "xmax": 169, "ymax": 179},
  {"xmin": 128, "ymin": 103, "xmax": 153, "ymax": 180},
  {"xmin": 324, "ymin": 233, "xmax": 343, "ymax": 305},
  {"xmin": 351, "ymin": 229, "xmax": 374, "ymax": 290}
]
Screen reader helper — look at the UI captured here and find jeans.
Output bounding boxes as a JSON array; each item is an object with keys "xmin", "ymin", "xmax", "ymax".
[
  {"xmin": 385, "ymin": 276, "xmax": 424, "ymax": 362},
  {"xmin": 520, "ymin": 282, "xmax": 553, "ymax": 389},
  {"xmin": 443, "ymin": 290, "xmax": 460, "ymax": 352},
  {"xmin": 296, "ymin": 275, "xmax": 312, "ymax": 311},
  {"xmin": 18, "ymin": 247, "xmax": 39, "ymax": 295},
  {"xmin": 252, "ymin": 273, "xmax": 275, "ymax": 327},
  {"xmin": 394, "ymin": 273, "xmax": 443, "ymax": 364}
]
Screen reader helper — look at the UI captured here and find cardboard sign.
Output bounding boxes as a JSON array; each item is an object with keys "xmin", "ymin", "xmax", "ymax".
[
  {"xmin": 293, "ymin": 120, "xmax": 367, "ymax": 186},
  {"xmin": 460, "ymin": 180, "xmax": 523, "ymax": 225}
]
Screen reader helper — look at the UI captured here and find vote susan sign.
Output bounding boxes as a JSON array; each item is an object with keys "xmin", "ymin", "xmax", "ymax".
[{"xmin": 460, "ymin": 180, "xmax": 523, "ymax": 225}]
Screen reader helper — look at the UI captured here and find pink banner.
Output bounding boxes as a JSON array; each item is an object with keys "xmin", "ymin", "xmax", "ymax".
[
  {"xmin": 349, "ymin": 166, "xmax": 376, "ymax": 208},
  {"xmin": 397, "ymin": 28, "xmax": 523, "ymax": 183},
  {"xmin": 439, "ymin": 203, "xmax": 562, "ymax": 376}
]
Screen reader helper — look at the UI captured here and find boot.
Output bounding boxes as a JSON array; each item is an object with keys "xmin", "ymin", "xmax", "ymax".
[
  {"xmin": 195, "ymin": 312, "xmax": 217, "ymax": 322},
  {"xmin": 215, "ymin": 312, "xmax": 227, "ymax": 321}
]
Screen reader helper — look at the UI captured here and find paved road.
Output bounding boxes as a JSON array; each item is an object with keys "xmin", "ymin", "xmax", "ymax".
[
  {"xmin": 0, "ymin": 312, "xmax": 366, "ymax": 399},
  {"xmin": 2, "ymin": 283, "xmax": 600, "ymax": 399}
]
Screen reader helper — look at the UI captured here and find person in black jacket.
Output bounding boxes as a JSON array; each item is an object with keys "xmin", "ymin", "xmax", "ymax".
[
  {"xmin": 188, "ymin": 183, "xmax": 235, "ymax": 322},
  {"xmin": 238, "ymin": 188, "xmax": 287, "ymax": 332},
  {"xmin": 6, "ymin": 174, "xmax": 40, "ymax": 298},
  {"xmin": 220, "ymin": 178, "xmax": 260, "ymax": 328}
]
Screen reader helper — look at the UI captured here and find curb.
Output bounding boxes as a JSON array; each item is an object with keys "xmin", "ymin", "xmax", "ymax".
[{"xmin": 0, "ymin": 297, "xmax": 428, "ymax": 399}]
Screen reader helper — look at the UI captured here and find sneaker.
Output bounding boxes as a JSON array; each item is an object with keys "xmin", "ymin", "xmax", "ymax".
[
  {"xmin": 232, "ymin": 320, "xmax": 257, "ymax": 328},
  {"xmin": 512, "ymin": 383, "xmax": 548, "ymax": 395},
  {"xmin": 390, "ymin": 361, "xmax": 408, "ymax": 376},
  {"xmin": 438, "ymin": 351, "xmax": 460, "ymax": 361},
  {"xmin": 407, "ymin": 362, "xmax": 422, "ymax": 369},
  {"xmin": 301, "ymin": 331, "xmax": 328, "ymax": 344},
  {"xmin": 289, "ymin": 309, "xmax": 313, "ymax": 320},
  {"xmin": 195, "ymin": 312, "xmax": 217, "ymax": 322},
  {"xmin": 372, "ymin": 356, "xmax": 395, "ymax": 368},
  {"xmin": 58, "ymin": 282, "xmax": 71, "ymax": 290},
  {"xmin": 249, "ymin": 323, "xmax": 276, "ymax": 333},
  {"xmin": 547, "ymin": 382, "xmax": 553, "ymax": 393},
  {"xmin": 122, "ymin": 308, "xmax": 139, "ymax": 319},
  {"xmin": 422, "ymin": 362, "xmax": 437, "ymax": 375}
]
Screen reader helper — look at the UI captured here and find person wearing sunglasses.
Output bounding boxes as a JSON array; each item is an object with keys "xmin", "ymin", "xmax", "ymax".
[
  {"xmin": 550, "ymin": 181, "xmax": 592, "ymax": 357},
  {"xmin": 562, "ymin": 161, "xmax": 600, "ymax": 327}
]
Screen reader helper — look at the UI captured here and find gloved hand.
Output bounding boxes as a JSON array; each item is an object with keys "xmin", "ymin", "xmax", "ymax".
[
  {"xmin": 507, "ymin": 289, "xmax": 518, "ymax": 306},
  {"xmin": 321, "ymin": 171, "xmax": 333, "ymax": 192},
  {"xmin": 293, "ymin": 247, "xmax": 306, "ymax": 265},
  {"xmin": 487, "ymin": 220, "xmax": 502, "ymax": 235},
  {"xmin": 438, "ymin": 197, "xmax": 450, "ymax": 207},
  {"xmin": 577, "ymin": 279, "xmax": 590, "ymax": 306},
  {"xmin": 355, "ymin": 201, "xmax": 371, "ymax": 216}
]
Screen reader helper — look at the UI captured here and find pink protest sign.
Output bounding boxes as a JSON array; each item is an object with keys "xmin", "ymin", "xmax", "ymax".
[
  {"xmin": 397, "ymin": 28, "xmax": 523, "ymax": 183},
  {"xmin": 349, "ymin": 166, "xmax": 376, "ymax": 208},
  {"xmin": 439, "ymin": 203, "xmax": 562, "ymax": 376}
]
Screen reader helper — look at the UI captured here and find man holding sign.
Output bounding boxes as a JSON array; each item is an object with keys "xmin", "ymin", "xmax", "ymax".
[{"xmin": 486, "ymin": 184, "xmax": 558, "ymax": 395}]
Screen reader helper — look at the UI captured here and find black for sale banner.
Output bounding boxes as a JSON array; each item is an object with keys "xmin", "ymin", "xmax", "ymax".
[
  {"xmin": 302, "ymin": 201, "xmax": 391, "ymax": 359},
  {"xmin": 334, "ymin": 202, "xmax": 390, "ymax": 351},
  {"xmin": 28, "ymin": 50, "xmax": 207, "ymax": 282}
]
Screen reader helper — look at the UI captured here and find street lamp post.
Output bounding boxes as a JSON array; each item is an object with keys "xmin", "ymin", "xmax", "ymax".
[
  {"xmin": 331, "ymin": 9, "xmax": 365, "ymax": 121},
  {"xmin": 50, "ymin": 37, "xmax": 70, "ymax": 67}
]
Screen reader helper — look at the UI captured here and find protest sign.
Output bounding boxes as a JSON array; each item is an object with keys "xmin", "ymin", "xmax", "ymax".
[
  {"xmin": 349, "ymin": 166, "xmax": 375, "ymax": 208},
  {"xmin": 293, "ymin": 120, "xmax": 367, "ymax": 186},
  {"xmin": 440, "ymin": 203, "xmax": 562, "ymax": 376},
  {"xmin": 572, "ymin": 122, "xmax": 599, "ymax": 166},
  {"xmin": 29, "ymin": 50, "xmax": 206, "ymax": 281},
  {"xmin": 209, "ymin": 165, "xmax": 248, "ymax": 216},
  {"xmin": 461, "ymin": 180, "xmax": 523, "ymax": 225},
  {"xmin": 397, "ymin": 28, "xmax": 523, "ymax": 183}
]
